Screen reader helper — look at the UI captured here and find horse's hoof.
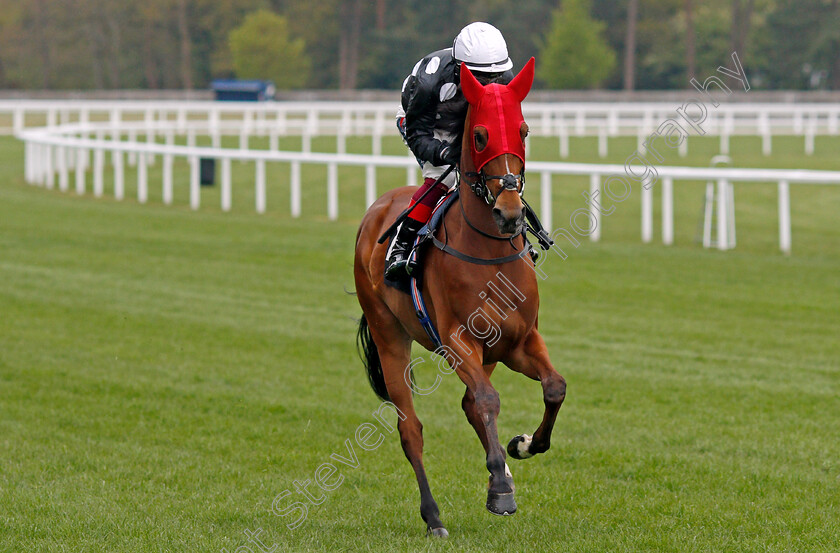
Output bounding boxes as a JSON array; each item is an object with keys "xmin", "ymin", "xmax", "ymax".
[
  {"xmin": 427, "ymin": 526, "xmax": 449, "ymax": 538},
  {"xmin": 486, "ymin": 491, "xmax": 517, "ymax": 516},
  {"xmin": 507, "ymin": 434, "xmax": 534, "ymax": 460}
]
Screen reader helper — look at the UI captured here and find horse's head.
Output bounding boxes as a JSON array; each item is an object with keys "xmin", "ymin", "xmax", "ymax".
[{"xmin": 461, "ymin": 57, "xmax": 535, "ymax": 235}]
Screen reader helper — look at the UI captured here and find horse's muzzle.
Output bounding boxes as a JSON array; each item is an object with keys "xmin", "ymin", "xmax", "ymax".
[{"xmin": 492, "ymin": 207, "xmax": 525, "ymax": 235}]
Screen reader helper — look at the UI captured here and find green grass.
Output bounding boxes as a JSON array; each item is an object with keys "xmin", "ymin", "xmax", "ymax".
[{"xmin": 1, "ymin": 133, "xmax": 839, "ymax": 552}]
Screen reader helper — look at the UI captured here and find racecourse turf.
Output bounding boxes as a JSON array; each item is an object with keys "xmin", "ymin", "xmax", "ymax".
[{"xmin": 0, "ymin": 132, "xmax": 839, "ymax": 552}]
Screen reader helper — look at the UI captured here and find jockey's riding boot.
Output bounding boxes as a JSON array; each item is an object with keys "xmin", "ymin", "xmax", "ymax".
[{"xmin": 385, "ymin": 218, "xmax": 424, "ymax": 279}]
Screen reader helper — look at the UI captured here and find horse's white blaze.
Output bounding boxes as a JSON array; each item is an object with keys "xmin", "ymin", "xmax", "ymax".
[{"xmin": 517, "ymin": 434, "xmax": 534, "ymax": 459}]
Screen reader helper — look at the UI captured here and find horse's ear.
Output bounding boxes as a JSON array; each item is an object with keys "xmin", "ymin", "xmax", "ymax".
[
  {"xmin": 508, "ymin": 57, "xmax": 535, "ymax": 102},
  {"xmin": 460, "ymin": 63, "xmax": 484, "ymax": 105}
]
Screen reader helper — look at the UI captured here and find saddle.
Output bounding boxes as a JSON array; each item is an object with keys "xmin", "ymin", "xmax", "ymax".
[{"xmin": 383, "ymin": 189, "xmax": 459, "ymax": 295}]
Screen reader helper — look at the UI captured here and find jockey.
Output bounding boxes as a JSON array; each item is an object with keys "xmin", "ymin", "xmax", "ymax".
[{"xmin": 385, "ymin": 22, "xmax": 515, "ymax": 279}]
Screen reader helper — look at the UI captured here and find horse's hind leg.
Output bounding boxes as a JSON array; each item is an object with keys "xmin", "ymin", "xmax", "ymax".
[
  {"xmin": 363, "ymin": 308, "xmax": 448, "ymax": 537},
  {"xmin": 505, "ymin": 330, "xmax": 566, "ymax": 459}
]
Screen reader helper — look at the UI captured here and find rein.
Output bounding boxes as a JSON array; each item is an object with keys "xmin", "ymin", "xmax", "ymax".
[{"xmin": 426, "ymin": 178, "xmax": 531, "ymax": 266}]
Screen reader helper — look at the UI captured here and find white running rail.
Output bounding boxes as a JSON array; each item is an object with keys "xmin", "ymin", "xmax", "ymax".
[
  {"xmin": 17, "ymin": 120, "xmax": 840, "ymax": 255},
  {"xmin": 4, "ymin": 99, "xmax": 840, "ymax": 157}
]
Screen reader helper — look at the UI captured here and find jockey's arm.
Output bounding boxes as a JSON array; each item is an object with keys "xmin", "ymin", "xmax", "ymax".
[{"xmin": 402, "ymin": 71, "xmax": 454, "ymax": 168}]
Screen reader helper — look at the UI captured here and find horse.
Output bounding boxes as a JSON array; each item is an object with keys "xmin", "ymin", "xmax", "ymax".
[{"xmin": 353, "ymin": 58, "xmax": 566, "ymax": 537}]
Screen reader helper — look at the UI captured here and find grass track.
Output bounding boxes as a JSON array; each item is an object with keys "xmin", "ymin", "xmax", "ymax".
[{"xmin": 1, "ymin": 133, "xmax": 839, "ymax": 552}]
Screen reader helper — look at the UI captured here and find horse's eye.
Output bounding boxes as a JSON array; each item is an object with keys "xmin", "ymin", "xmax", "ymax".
[
  {"xmin": 520, "ymin": 122, "xmax": 529, "ymax": 141},
  {"xmin": 474, "ymin": 126, "xmax": 488, "ymax": 152}
]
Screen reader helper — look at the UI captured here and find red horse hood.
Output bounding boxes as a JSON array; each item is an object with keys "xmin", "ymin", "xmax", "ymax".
[{"xmin": 460, "ymin": 57, "xmax": 535, "ymax": 172}]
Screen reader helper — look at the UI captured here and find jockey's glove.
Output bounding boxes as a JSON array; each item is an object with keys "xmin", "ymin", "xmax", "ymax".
[{"xmin": 438, "ymin": 142, "xmax": 460, "ymax": 167}]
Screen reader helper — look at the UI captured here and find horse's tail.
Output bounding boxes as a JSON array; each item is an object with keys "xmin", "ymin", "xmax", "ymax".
[{"xmin": 357, "ymin": 314, "xmax": 390, "ymax": 402}]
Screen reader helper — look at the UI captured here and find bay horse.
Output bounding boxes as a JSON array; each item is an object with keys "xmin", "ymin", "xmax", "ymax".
[{"xmin": 353, "ymin": 58, "xmax": 566, "ymax": 537}]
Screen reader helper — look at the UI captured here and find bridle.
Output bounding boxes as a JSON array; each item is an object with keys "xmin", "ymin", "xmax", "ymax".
[
  {"xmin": 457, "ymin": 163, "xmax": 528, "ymax": 247},
  {"xmin": 462, "ymin": 168, "xmax": 526, "ymax": 207}
]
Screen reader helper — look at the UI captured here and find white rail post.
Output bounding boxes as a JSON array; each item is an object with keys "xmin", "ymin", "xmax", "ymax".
[
  {"xmin": 189, "ymin": 156, "xmax": 200, "ymax": 210},
  {"xmin": 32, "ymin": 144, "xmax": 39, "ymax": 186},
  {"xmin": 276, "ymin": 108, "xmax": 287, "ymax": 136},
  {"xmin": 28, "ymin": 144, "xmax": 35, "ymax": 185},
  {"xmin": 372, "ymin": 111, "xmax": 383, "ymax": 156},
  {"xmin": 75, "ymin": 148, "xmax": 86, "ymax": 194},
  {"xmin": 662, "ymin": 176, "xmax": 674, "ymax": 245},
  {"xmin": 327, "ymin": 162, "xmax": 338, "ymax": 220},
  {"xmin": 211, "ymin": 110, "xmax": 221, "ymax": 149},
  {"xmin": 805, "ymin": 114, "xmax": 815, "ymax": 155},
  {"xmin": 114, "ymin": 151, "xmax": 124, "ymax": 200},
  {"xmin": 37, "ymin": 144, "xmax": 46, "ymax": 186},
  {"xmin": 177, "ymin": 108, "xmax": 187, "ymax": 133},
  {"xmin": 716, "ymin": 178, "xmax": 728, "ymax": 250},
  {"xmin": 559, "ymin": 119, "xmax": 569, "ymax": 158},
  {"xmin": 24, "ymin": 142, "xmax": 32, "ymax": 184},
  {"xmin": 339, "ymin": 111, "xmax": 350, "ymax": 155},
  {"xmin": 23, "ymin": 142, "xmax": 30, "ymax": 184},
  {"xmin": 137, "ymin": 153, "xmax": 148, "ymax": 203},
  {"xmin": 43, "ymin": 144, "xmax": 52, "ymax": 186},
  {"xmin": 590, "ymin": 173, "xmax": 601, "ymax": 242},
  {"xmin": 829, "ymin": 109, "xmax": 839, "ymax": 135},
  {"xmin": 365, "ymin": 164, "xmax": 376, "ymax": 208},
  {"xmin": 26, "ymin": 142, "xmax": 33, "ymax": 184},
  {"xmin": 94, "ymin": 149, "xmax": 104, "ymax": 197},
  {"xmin": 598, "ymin": 127, "xmax": 607, "ymax": 158},
  {"xmin": 240, "ymin": 111, "xmax": 250, "ymax": 151},
  {"xmin": 778, "ymin": 180, "xmax": 791, "ymax": 255},
  {"xmin": 80, "ymin": 108, "xmax": 89, "ymax": 130},
  {"xmin": 303, "ymin": 109, "xmax": 315, "ymax": 153},
  {"xmin": 34, "ymin": 142, "xmax": 42, "ymax": 185},
  {"xmin": 13, "ymin": 108, "xmax": 24, "ymax": 135},
  {"xmin": 144, "ymin": 108, "xmax": 155, "ymax": 165},
  {"xmin": 27, "ymin": 142, "xmax": 35, "ymax": 184},
  {"xmin": 160, "ymin": 154, "xmax": 172, "ymax": 205},
  {"xmin": 290, "ymin": 161, "xmax": 301, "ymax": 218},
  {"xmin": 540, "ymin": 172, "xmax": 552, "ymax": 232},
  {"xmin": 128, "ymin": 130, "xmax": 137, "ymax": 167},
  {"xmin": 255, "ymin": 160, "xmax": 266, "ymax": 214},
  {"xmin": 58, "ymin": 146, "xmax": 69, "ymax": 192},
  {"xmin": 36, "ymin": 142, "xmax": 44, "ymax": 185},
  {"xmin": 221, "ymin": 158, "xmax": 232, "ymax": 212},
  {"xmin": 641, "ymin": 181, "xmax": 653, "ymax": 243},
  {"xmin": 760, "ymin": 111, "xmax": 771, "ymax": 156}
]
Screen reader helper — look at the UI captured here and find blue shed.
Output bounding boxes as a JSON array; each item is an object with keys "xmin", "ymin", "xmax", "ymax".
[{"xmin": 211, "ymin": 80, "xmax": 276, "ymax": 102}]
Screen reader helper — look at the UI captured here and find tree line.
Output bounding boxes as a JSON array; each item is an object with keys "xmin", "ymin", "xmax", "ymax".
[{"xmin": 0, "ymin": 0, "xmax": 837, "ymax": 91}]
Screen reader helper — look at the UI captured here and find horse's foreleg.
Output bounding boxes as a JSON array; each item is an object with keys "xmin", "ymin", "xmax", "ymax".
[
  {"xmin": 505, "ymin": 330, "xmax": 566, "ymax": 459},
  {"xmin": 455, "ymin": 360, "xmax": 516, "ymax": 516},
  {"xmin": 460, "ymin": 363, "xmax": 496, "ymax": 451}
]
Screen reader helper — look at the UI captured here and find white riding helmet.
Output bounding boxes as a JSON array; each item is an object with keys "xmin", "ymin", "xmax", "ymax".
[{"xmin": 452, "ymin": 22, "xmax": 513, "ymax": 74}]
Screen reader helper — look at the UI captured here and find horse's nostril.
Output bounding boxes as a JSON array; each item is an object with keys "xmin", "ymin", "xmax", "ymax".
[{"xmin": 492, "ymin": 207, "xmax": 502, "ymax": 218}]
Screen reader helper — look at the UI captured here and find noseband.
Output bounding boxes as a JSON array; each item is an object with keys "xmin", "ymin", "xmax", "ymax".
[{"xmin": 463, "ymin": 169, "xmax": 526, "ymax": 207}]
